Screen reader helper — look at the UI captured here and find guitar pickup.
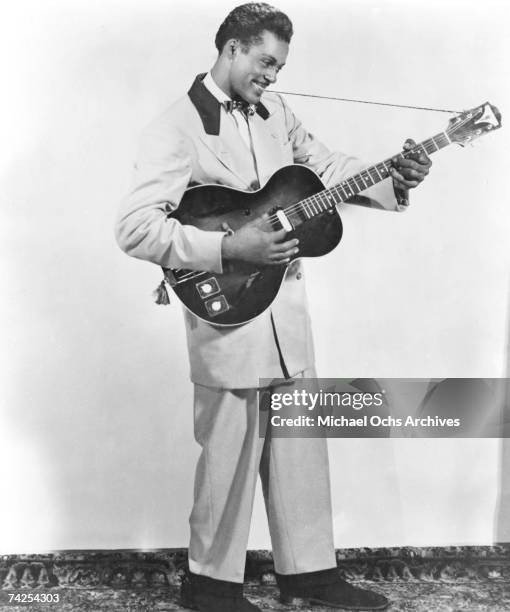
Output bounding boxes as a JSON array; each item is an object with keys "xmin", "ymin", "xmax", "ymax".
[
  {"xmin": 205, "ymin": 295, "xmax": 230, "ymax": 317},
  {"xmin": 196, "ymin": 277, "xmax": 220, "ymax": 299},
  {"xmin": 275, "ymin": 209, "xmax": 293, "ymax": 232}
]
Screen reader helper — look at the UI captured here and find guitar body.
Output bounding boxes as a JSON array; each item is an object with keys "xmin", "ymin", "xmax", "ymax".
[{"xmin": 165, "ymin": 164, "xmax": 343, "ymax": 326}]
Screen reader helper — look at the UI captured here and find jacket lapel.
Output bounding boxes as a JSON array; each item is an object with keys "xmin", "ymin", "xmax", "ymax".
[
  {"xmin": 198, "ymin": 124, "xmax": 255, "ymax": 189},
  {"xmin": 188, "ymin": 74, "xmax": 274, "ymax": 188}
]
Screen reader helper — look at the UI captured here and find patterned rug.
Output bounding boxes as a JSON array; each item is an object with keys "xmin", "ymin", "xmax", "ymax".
[{"xmin": 1, "ymin": 546, "xmax": 509, "ymax": 611}]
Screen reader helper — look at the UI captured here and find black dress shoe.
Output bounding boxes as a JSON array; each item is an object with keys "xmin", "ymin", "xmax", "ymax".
[
  {"xmin": 180, "ymin": 570, "xmax": 261, "ymax": 612},
  {"xmin": 276, "ymin": 568, "xmax": 390, "ymax": 610}
]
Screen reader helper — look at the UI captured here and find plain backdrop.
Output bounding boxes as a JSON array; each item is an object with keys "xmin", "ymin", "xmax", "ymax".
[{"xmin": 1, "ymin": 0, "xmax": 509, "ymax": 553}]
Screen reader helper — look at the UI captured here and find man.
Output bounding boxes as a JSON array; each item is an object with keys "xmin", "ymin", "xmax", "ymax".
[{"xmin": 115, "ymin": 3, "xmax": 431, "ymax": 610}]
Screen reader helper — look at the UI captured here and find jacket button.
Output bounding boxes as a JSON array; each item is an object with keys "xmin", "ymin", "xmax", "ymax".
[{"xmin": 296, "ymin": 272, "xmax": 302, "ymax": 280}]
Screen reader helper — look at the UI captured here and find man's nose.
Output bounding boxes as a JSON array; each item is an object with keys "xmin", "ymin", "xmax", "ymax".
[{"xmin": 264, "ymin": 66, "xmax": 277, "ymax": 83}]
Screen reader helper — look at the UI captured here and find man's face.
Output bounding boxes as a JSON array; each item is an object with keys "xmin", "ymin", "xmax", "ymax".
[{"xmin": 229, "ymin": 30, "xmax": 289, "ymax": 104}]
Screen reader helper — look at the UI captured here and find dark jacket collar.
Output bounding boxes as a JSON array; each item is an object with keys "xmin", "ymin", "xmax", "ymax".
[{"xmin": 188, "ymin": 73, "xmax": 269, "ymax": 135}]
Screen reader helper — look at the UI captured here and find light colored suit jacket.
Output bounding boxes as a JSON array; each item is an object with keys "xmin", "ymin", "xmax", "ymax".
[{"xmin": 115, "ymin": 74, "xmax": 406, "ymax": 388}]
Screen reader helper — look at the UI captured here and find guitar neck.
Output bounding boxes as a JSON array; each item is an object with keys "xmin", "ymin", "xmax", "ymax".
[{"xmin": 285, "ymin": 130, "xmax": 451, "ymax": 223}]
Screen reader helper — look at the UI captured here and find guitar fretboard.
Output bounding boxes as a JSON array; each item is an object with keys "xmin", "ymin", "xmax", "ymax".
[{"xmin": 279, "ymin": 131, "xmax": 451, "ymax": 226}]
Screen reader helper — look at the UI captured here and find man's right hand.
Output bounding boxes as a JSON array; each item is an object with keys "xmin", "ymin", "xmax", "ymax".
[{"xmin": 221, "ymin": 215, "xmax": 299, "ymax": 266}]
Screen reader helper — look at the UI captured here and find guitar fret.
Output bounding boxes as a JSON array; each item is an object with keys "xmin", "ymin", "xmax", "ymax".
[
  {"xmin": 426, "ymin": 138, "xmax": 439, "ymax": 153},
  {"xmin": 330, "ymin": 189, "xmax": 341, "ymax": 205},
  {"xmin": 338, "ymin": 185, "xmax": 349, "ymax": 201},
  {"xmin": 377, "ymin": 163, "xmax": 389, "ymax": 179},
  {"xmin": 327, "ymin": 192, "xmax": 338, "ymax": 208},
  {"xmin": 368, "ymin": 167, "xmax": 379, "ymax": 183},
  {"xmin": 429, "ymin": 136, "xmax": 440, "ymax": 151},
  {"xmin": 352, "ymin": 176, "xmax": 364, "ymax": 193},
  {"xmin": 382, "ymin": 160, "xmax": 392, "ymax": 175},
  {"xmin": 417, "ymin": 143, "xmax": 427, "ymax": 156}
]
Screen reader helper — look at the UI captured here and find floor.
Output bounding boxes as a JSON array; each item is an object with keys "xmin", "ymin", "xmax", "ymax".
[{"xmin": 1, "ymin": 580, "xmax": 509, "ymax": 611}]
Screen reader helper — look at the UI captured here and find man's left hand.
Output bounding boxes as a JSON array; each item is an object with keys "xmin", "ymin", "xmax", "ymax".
[{"xmin": 390, "ymin": 138, "xmax": 432, "ymax": 190}]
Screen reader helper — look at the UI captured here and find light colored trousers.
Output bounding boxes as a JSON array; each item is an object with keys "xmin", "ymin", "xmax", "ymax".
[{"xmin": 188, "ymin": 371, "xmax": 337, "ymax": 583}]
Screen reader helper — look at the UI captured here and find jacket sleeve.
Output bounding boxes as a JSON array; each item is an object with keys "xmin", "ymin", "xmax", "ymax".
[
  {"xmin": 115, "ymin": 115, "xmax": 226, "ymax": 272},
  {"xmin": 279, "ymin": 95, "xmax": 409, "ymax": 212}
]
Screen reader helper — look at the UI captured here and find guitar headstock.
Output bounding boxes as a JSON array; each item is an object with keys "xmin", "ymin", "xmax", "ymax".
[{"xmin": 447, "ymin": 102, "xmax": 502, "ymax": 146}]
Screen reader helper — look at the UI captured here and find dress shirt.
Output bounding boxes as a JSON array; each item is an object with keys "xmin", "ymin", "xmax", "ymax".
[{"xmin": 202, "ymin": 72, "xmax": 253, "ymax": 151}]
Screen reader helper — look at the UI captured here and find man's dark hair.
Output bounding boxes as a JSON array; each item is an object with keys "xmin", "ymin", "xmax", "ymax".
[{"xmin": 215, "ymin": 3, "xmax": 293, "ymax": 53}]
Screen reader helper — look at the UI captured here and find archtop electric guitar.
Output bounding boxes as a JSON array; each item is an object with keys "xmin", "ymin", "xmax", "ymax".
[{"xmin": 159, "ymin": 102, "xmax": 501, "ymax": 327}]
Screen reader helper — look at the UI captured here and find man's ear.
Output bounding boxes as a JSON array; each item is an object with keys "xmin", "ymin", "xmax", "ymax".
[{"xmin": 226, "ymin": 39, "xmax": 239, "ymax": 58}]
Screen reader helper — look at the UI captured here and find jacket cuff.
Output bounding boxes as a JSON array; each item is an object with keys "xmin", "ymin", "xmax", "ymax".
[
  {"xmin": 186, "ymin": 228, "xmax": 226, "ymax": 273},
  {"xmin": 393, "ymin": 181, "xmax": 410, "ymax": 211}
]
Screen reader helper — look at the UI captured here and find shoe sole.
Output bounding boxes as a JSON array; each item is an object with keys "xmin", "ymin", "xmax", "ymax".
[{"xmin": 280, "ymin": 594, "xmax": 390, "ymax": 610}]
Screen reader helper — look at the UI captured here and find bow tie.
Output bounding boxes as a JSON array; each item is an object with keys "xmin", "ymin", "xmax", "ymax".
[{"xmin": 223, "ymin": 100, "xmax": 256, "ymax": 116}]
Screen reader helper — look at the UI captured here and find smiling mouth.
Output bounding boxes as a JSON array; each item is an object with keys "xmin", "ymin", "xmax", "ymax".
[{"xmin": 252, "ymin": 81, "xmax": 267, "ymax": 93}]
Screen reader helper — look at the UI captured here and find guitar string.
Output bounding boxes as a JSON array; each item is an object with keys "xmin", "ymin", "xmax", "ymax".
[
  {"xmin": 264, "ymin": 114, "xmax": 473, "ymax": 225},
  {"xmin": 171, "ymin": 114, "xmax": 472, "ymax": 281}
]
